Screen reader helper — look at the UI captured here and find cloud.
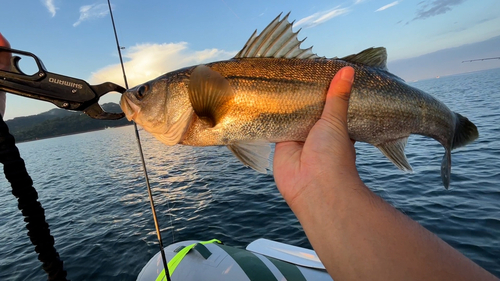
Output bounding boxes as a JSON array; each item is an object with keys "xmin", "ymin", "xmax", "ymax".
[
  {"xmin": 73, "ymin": 3, "xmax": 110, "ymax": 27},
  {"xmin": 89, "ymin": 43, "xmax": 236, "ymax": 87},
  {"xmin": 375, "ymin": 1, "xmax": 400, "ymax": 12},
  {"xmin": 42, "ymin": 0, "xmax": 57, "ymax": 17},
  {"xmin": 414, "ymin": 0, "xmax": 466, "ymax": 20},
  {"xmin": 353, "ymin": 0, "xmax": 367, "ymax": 4},
  {"xmin": 294, "ymin": 7, "xmax": 350, "ymax": 28}
]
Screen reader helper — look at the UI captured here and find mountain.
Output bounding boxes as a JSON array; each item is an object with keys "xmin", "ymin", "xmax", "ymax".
[
  {"xmin": 388, "ymin": 35, "xmax": 500, "ymax": 81},
  {"xmin": 5, "ymin": 103, "xmax": 132, "ymax": 142}
]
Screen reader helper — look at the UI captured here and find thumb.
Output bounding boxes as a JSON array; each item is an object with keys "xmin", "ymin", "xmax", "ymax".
[{"xmin": 321, "ymin": 66, "xmax": 354, "ymax": 127}]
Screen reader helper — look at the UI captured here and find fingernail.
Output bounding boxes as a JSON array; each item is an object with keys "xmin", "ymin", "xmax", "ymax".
[{"xmin": 340, "ymin": 67, "xmax": 354, "ymax": 83}]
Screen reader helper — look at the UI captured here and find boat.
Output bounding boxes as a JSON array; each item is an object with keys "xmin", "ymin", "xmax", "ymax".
[{"xmin": 137, "ymin": 238, "xmax": 333, "ymax": 281}]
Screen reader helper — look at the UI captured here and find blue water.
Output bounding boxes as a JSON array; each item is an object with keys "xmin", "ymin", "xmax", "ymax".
[{"xmin": 1, "ymin": 68, "xmax": 499, "ymax": 280}]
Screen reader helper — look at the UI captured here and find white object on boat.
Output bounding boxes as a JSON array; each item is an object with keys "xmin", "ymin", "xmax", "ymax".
[
  {"xmin": 137, "ymin": 239, "xmax": 332, "ymax": 281},
  {"xmin": 246, "ymin": 238, "xmax": 326, "ymax": 270}
]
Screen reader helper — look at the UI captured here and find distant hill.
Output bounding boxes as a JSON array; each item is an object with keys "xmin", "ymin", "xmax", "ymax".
[
  {"xmin": 5, "ymin": 103, "xmax": 132, "ymax": 143},
  {"xmin": 388, "ymin": 35, "xmax": 500, "ymax": 81}
]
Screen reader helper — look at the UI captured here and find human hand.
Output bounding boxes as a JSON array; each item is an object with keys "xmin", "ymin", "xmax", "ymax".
[
  {"xmin": 273, "ymin": 66, "xmax": 360, "ymax": 208},
  {"xmin": 0, "ymin": 32, "xmax": 10, "ymax": 117},
  {"xmin": 273, "ymin": 66, "xmax": 499, "ymax": 281}
]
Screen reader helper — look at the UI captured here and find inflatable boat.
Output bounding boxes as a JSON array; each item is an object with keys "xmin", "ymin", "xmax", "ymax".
[{"xmin": 137, "ymin": 238, "xmax": 333, "ymax": 281}]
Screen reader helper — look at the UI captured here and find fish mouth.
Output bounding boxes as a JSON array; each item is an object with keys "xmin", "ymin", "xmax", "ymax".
[{"xmin": 120, "ymin": 95, "xmax": 141, "ymax": 121}]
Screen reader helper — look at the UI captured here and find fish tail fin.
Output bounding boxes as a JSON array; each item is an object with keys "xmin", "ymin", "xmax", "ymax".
[
  {"xmin": 451, "ymin": 113, "xmax": 479, "ymax": 149},
  {"xmin": 440, "ymin": 113, "xmax": 479, "ymax": 189}
]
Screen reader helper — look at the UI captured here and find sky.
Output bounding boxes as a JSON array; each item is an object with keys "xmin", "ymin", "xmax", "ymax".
[{"xmin": 0, "ymin": 0, "xmax": 499, "ymax": 119}]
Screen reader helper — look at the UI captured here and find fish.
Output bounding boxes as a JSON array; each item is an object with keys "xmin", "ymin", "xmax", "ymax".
[{"xmin": 120, "ymin": 13, "xmax": 478, "ymax": 189}]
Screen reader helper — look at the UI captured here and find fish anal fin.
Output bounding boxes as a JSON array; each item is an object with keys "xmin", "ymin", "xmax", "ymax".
[
  {"xmin": 152, "ymin": 107, "xmax": 194, "ymax": 145},
  {"xmin": 341, "ymin": 47, "xmax": 389, "ymax": 71},
  {"xmin": 227, "ymin": 141, "xmax": 271, "ymax": 173},
  {"xmin": 377, "ymin": 137, "xmax": 412, "ymax": 172},
  {"xmin": 188, "ymin": 65, "xmax": 233, "ymax": 125},
  {"xmin": 441, "ymin": 149, "xmax": 451, "ymax": 189},
  {"xmin": 234, "ymin": 13, "xmax": 320, "ymax": 59}
]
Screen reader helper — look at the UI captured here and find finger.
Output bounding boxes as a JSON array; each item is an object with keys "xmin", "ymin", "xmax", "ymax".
[
  {"xmin": 0, "ymin": 33, "xmax": 11, "ymax": 70},
  {"xmin": 0, "ymin": 33, "xmax": 10, "ymax": 48},
  {"xmin": 321, "ymin": 66, "xmax": 354, "ymax": 125}
]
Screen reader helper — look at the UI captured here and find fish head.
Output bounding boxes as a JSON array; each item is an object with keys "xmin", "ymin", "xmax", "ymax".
[
  {"xmin": 120, "ymin": 78, "xmax": 170, "ymax": 134},
  {"xmin": 120, "ymin": 73, "xmax": 194, "ymax": 145}
]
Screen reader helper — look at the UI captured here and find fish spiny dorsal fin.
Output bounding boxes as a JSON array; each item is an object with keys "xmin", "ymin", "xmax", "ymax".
[
  {"xmin": 234, "ymin": 12, "xmax": 320, "ymax": 59},
  {"xmin": 188, "ymin": 65, "xmax": 234, "ymax": 125},
  {"xmin": 341, "ymin": 47, "xmax": 388, "ymax": 71}
]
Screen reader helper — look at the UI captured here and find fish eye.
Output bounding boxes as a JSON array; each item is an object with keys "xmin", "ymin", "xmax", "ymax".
[{"xmin": 136, "ymin": 84, "xmax": 149, "ymax": 100}]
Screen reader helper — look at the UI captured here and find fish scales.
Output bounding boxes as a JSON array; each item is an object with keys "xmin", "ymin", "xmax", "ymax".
[
  {"xmin": 198, "ymin": 58, "xmax": 334, "ymax": 144},
  {"xmin": 182, "ymin": 58, "xmax": 453, "ymax": 147}
]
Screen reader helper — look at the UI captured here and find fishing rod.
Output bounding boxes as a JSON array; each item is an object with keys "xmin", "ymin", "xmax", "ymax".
[
  {"xmin": 462, "ymin": 57, "xmax": 500, "ymax": 63},
  {"xmin": 106, "ymin": 1, "xmax": 172, "ymax": 280}
]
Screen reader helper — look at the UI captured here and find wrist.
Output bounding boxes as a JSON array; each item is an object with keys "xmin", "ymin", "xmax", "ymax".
[{"xmin": 287, "ymin": 170, "xmax": 367, "ymax": 218}]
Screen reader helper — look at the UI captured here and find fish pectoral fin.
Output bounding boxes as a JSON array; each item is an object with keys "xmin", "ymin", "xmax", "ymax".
[
  {"xmin": 341, "ymin": 47, "xmax": 389, "ymax": 71},
  {"xmin": 188, "ymin": 65, "xmax": 234, "ymax": 125},
  {"xmin": 377, "ymin": 137, "xmax": 413, "ymax": 172},
  {"xmin": 227, "ymin": 141, "xmax": 271, "ymax": 173},
  {"xmin": 152, "ymin": 107, "xmax": 194, "ymax": 145}
]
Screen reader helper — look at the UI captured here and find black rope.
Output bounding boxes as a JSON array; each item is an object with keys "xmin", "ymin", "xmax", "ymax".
[{"xmin": 0, "ymin": 115, "xmax": 68, "ymax": 281}]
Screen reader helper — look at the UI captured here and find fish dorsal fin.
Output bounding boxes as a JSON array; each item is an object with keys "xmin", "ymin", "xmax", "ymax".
[
  {"xmin": 188, "ymin": 65, "xmax": 234, "ymax": 124},
  {"xmin": 234, "ymin": 13, "xmax": 319, "ymax": 59},
  {"xmin": 377, "ymin": 137, "xmax": 413, "ymax": 172},
  {"xmin": 151, "ymin": 107, "xmax": 194, "ymax": 145},
  {"xmin": 227, "ymin": 141, "xmax": 271, "ymax": 173},
  {"xmin": 341, "ymin": 47, "xmax": 388, "ymax": 71}
]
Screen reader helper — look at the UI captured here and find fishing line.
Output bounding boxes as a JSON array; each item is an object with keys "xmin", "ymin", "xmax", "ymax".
[
  {"xmin": 462, "ymin": 57, "xmax": 500, "ymax": 63},
  {"xmin": 106, "ymin": 1, "xmax": 172, "ymax": 280}
]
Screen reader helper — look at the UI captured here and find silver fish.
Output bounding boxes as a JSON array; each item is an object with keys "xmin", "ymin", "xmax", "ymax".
[{"xmin": 120, "ymin": 13, "xmax": 478, "ymax": 188}]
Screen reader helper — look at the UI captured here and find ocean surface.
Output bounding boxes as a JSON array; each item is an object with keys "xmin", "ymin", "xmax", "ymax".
[{"xmin": 1, "ymin": 68, "xmax": 499, "ymax": 280}]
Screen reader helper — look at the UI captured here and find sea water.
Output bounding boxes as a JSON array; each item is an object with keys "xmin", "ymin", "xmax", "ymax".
[{"xmin": 1, "ymin": 68, "xmax": 499, "ymax": 280}]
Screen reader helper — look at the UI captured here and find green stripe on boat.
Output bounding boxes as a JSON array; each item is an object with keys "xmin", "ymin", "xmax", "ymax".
[
  {"xmin": 267, "ymin": 256, "xmax": 307, "ymax": 281},
  {"xmin": 156, "ymin": 239, "xmax": 221, "ymax": 281},
  {"xmin": 216, "ymin": 244, "xmax": 278, "ymax": 281},
  {"xmin": 193, "ymin": 243, "xmax": 212, "ymax": 259}
]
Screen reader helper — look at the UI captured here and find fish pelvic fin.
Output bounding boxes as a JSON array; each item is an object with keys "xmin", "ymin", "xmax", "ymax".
[
  {"xmin": 227, "ymin": 141, "xmax": 271, "ymax": 173},
  {"xmin": 377, "ymin": 137, "xmax": 413, "ymax": 172},
  {"xmin": 452, "ymin": 113, "xmax": 479, "ymax": 149},
  {"xmin": 188, "ymin": 65, "xmax": 234, "ymax": 125},
  {"xmin": 234, "ymin": 13, "xmax": 320, "ymax": 59}
]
